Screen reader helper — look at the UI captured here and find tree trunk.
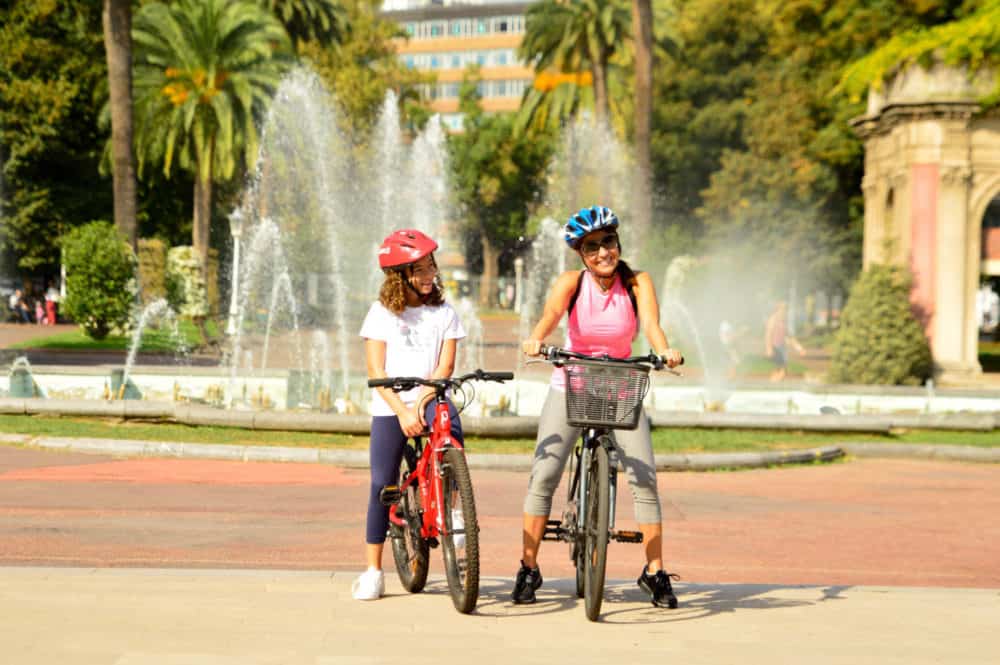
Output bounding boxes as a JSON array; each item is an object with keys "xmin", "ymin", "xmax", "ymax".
[
  {"xmin": 102, "ymin": 0, "xmax": 137, "ymax": 250},
  {"xmin": 591, "ymin": 57, "xmax": 610, "ymax": 127},
  {"xmin": 193, "ymin": 174, "xmax": 213, "ymax": 273},
  {"xmin": 479, "ymin": 234, "xmax": 499, "ymax": 309},
  {"xmin": 631, "ymin": 0, "xmax": 654, "ymax": 241}
]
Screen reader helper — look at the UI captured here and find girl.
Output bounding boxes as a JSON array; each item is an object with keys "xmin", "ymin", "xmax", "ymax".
[{"xmin": 354, "ymin": 229, "xmax": 465, "ymax": 600}]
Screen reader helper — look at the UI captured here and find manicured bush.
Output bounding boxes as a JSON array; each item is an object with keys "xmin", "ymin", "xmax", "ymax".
[
  {"xmin": 166, "ymin": 246, "xmax": 209, "ymax": 318},
  {"xmin": 828, "ymin": 263, "xmax": 933, "ymax": 385},
  {"xmin": 137, "ymin": 238, "xmax": 168, "ymax": 303},
  {"xmin": 61, "ymin": 221, "xmax": 137, "ymax": 340}
]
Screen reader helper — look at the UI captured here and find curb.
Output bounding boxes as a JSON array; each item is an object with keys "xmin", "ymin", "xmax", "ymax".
[
  {"xmin": 2, "ymin": 433, "xmax": 846, "ymax": 471},
  {"xmin": 4, "ymin": 434, "xmax": 997, "ymax": 469}
]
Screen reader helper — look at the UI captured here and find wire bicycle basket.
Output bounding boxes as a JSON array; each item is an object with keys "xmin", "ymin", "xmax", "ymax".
[{"xmin": 561, "ymin": 359, "xmax": 651, "ymax": 430}]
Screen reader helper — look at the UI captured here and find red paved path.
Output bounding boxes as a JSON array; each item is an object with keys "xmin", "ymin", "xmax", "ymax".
[{"xmin": 1, "ymin": 445, "xmax": 998, "ymax": 588}]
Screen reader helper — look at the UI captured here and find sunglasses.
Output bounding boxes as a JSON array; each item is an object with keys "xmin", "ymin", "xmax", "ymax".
[{"xmin": 580, "ymin": 234, "xmax": 620, "ymax": 256}]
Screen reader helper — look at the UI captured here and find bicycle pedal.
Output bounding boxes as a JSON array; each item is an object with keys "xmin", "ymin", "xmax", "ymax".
[
  {"xmin": 378, "ymin": 485, "xmax": 401, "ymax": 506},
  {"xmin": 542, "ymin": 520, "xmax": 569, "ymax": 541},
  {"xmin": 612, "ymin": 530, "xmax": 643, "ymax": 543}
]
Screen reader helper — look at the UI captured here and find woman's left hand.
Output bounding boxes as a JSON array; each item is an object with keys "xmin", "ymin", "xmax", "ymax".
[{"xmin": 660, "ymin": 348, "xmax": 683, "ymax": 368}]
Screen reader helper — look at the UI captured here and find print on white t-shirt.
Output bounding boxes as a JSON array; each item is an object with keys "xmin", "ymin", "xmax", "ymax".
[{"xmin": 359, "ymin": 301, "xmax": 466, "ymax": 416}]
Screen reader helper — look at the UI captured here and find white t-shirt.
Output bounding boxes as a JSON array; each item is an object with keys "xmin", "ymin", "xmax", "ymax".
[{"xmin": 359, "ymin": 301, "xmax": 466, "ymax": 416}]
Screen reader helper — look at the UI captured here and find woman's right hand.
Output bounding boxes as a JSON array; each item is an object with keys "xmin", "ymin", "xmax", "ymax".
[
  {"xmin": 397, "ymin": 407, "xmax": 424, "ymax": 438},
  {"xmin": 522, "ymin": 339, "xmax": 543, "ymax": 357}
]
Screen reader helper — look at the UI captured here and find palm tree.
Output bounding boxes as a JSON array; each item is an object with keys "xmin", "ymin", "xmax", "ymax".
[
  {"xmin": 518, "ymin": 0, "xmax": 631, "ymax": 127},
  {"xmin": 102, "ymin": 0, "xmax": 137, "ymax": 249},
  {"xmin": 132, "ymin": 0, "xmax": 293, "ymax": 270},
  {"xmin": 260, "ymin": 0, "xmax": 347, "ymax": 48}
]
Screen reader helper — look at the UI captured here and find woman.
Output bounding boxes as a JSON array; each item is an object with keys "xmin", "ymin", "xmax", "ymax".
[
  {"xmin": 513, "ymin": 206, "xmax": 683, "ymax": 608},
  {"xmin": 354, "ymin": 229, "xmax": 466, "ymax": 600}
]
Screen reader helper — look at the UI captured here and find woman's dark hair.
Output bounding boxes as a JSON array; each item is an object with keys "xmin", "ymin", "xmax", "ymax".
[{"xmin": 378, "ymin": 256, "xmax": 445, "ymax": 314}]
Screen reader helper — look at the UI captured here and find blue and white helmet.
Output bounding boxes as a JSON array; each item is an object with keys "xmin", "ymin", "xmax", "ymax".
[{"xmin": 563, "ymin": 206, "xmax": 619, "ymax": 249}]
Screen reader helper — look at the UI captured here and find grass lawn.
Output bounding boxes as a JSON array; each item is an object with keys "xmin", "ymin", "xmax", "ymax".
[
  {"xmin": 0, "ymin": 414, "xmax": 996, "ymax": 455},
  {"xmin": 8, "ymin": 319, "xmax": 218, "ymax": 353}
]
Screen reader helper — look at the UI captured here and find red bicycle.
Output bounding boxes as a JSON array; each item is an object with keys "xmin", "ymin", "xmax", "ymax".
[{"xmin": 368, "ymin": 369, "xmax": 513, "ymax": 614}]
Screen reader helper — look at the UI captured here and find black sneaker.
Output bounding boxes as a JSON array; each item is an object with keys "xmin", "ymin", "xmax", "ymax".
[
  {"xmin": 511, "ymin": 561, "xmax": 543, "ymax": 604},
  {"xmin": 637, "ymin": 567, "xmax": 679, "ymax": 609}
]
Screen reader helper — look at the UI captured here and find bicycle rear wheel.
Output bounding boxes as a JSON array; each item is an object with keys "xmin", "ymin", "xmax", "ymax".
[
  {"xmin": 440, "ymin": 447, "xmax": 480, "ymax": 613},
  {"xmin": 583, "ymin": 442, "xmax": 610, "ymax": 621},
  {"xmin": 390, "ymin": 449, "xmax": 429, "ymax": 593}
]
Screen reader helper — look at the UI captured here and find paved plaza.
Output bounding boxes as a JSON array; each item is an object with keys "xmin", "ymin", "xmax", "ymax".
[{"xmin": 1, "ymin": 444, "xmax": 999, "ymax": 663}]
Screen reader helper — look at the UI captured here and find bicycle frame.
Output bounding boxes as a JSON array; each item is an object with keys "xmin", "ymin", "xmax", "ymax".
[{"xmin": 388, "ymin": 394, "xmax": 463, "ymax": 541}]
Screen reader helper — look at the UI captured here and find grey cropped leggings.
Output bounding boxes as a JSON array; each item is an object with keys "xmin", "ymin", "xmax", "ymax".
[{"xmin": 523, "ymin": 389, "xmax": 662, "ymax": 524}]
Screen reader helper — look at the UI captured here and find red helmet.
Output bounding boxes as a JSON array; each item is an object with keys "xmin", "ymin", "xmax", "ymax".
[{"xmin": 378, "ymin": 229, "xmax": 438, "ymax": 269}]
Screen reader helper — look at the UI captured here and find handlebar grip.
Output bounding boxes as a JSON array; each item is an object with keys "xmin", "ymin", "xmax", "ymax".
[
  {"xmin": 489, "ymin": 372, "xmax": 514, "ymax": 381},
  {"xmin": 367, "ymin": 378, "xmax": 396, "ymax": 388}
]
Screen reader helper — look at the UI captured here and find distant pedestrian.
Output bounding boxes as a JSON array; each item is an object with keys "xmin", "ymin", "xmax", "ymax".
[
  {"xmin": 765, "ymin": 301, "xmax": 805, "ymax": 382},
  {"xmin": 45, "ymin": 283, "xmax": 59, "ymax": 325},
  {"xmin": 8, "ymin": 289, "xmax": 31, "ymax": 324}
]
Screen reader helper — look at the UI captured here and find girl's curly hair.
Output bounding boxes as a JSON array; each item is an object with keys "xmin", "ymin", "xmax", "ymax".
[{"xmin": 379, "ymin": 258, "xmax": 445, "ymax": 314}]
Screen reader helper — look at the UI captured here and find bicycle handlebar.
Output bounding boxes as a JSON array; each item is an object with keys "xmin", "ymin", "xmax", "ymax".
[
  {"xmin": 367, "ymin": 369, "xmax": 514, "ymax": 393},
  {"xmin": 537, "ymin": 345, "xmax": 684, "ymax": 370}
]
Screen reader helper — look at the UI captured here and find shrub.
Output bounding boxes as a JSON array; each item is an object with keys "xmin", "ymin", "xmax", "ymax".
[
  {"xmin": 828, "ymin": 263, "xmax": 933, "ymax": 385},
  {"xmin": 61, "ymin": 221, "xmax": 137, "ymax": 340},
  {"xmin": 166, "ymin": 246, "xmax": 209, "ymax": 318},
  {"xmin": 137, "ymin": 238, "xmax": 168, "ymax": 303}
]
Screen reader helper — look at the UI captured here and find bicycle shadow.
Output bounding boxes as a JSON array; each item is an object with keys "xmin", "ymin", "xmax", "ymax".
[{"xmin": 457, "ymin": 577, "xmax": 852, "ymax": 623}]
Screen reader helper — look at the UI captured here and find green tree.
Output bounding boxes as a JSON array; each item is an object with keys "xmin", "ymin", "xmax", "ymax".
[
  {"xmin": 132, "ymin": 0, "xmax": 293, "ymax": 270},
  {"xmin": 300, "ymin": 0, "xmax": 430, "ymax": 140},
  {"xmin": 837, "ymin": 0, "xmax": 1000, "ymax": 105},
  {"xmin": 449, "ymin": 74, "xmax": 555, "ymax": 307},
  {"xmin": 0, "ymin": 1, "xmax": 111, "ymax": 274},
  {"xmin": 518, "ymin": 0, "xmax": 632, "ymax": 126},
  {"xmin": 829, "ymin": 263, "xmax": 932, "ymax": 385},
  {"xmin": 61, "ymin": 221, "xmax": 137, "ymax": 340},
  {"xmin": 262, "ymin": 0, "xmax": 347, "ymax": 49}
]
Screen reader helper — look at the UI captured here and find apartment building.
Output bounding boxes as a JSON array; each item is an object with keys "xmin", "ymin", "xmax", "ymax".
[{"xmin": 381, "ymin": 0, "xmax": 534, "ymax": 131}]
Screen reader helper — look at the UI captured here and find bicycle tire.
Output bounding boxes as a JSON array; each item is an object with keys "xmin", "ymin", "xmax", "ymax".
[
  {"xmin": 569, "ymin": 446, "xmax": 585, "ymax": 599},
  {"xmin": 440, "ymin": 447, "xmax": 480, "ymax": 613},
  {"xmin": 390, "ymin": 450, "xmax": 429, "ymax": 593},
  {"xmin": 583, "ymin": 442, "xmax": 610, "ymax": 621}
]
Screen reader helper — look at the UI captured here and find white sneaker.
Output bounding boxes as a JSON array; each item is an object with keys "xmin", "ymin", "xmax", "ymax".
[
  {"xmin": 451, "ymin": 509, "xmax": 466, "ymax": 550},
  {"xmin": 351, "ymin": 568, "xmax": 384, "ymax": 601}
]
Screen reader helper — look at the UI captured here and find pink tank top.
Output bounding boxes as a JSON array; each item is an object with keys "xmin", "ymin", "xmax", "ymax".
[{"xmin": 551, "ymin": 271, "xmax": 638, "ymax": 390}]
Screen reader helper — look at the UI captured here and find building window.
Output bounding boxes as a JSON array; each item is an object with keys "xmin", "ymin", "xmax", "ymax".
[
  {"xmin": 496, "ymin": 52, "xmax": 508, "ymax": 66},
  {"xmin": 429, "ymin": 55, "xmax": 440, "ymax": 69},
  {"xmin": 430, "ymin": 22, "xmax": 443, "ymax": 37},
  {"xmin": 405, "ymin": 23, "xmax": 415, "ymax": 36},
  {"xmin": 404, "ymin": 55, "xmax": 414, "ymax": 69},
  {"xmin": 498, "ymin": 20, "xmax": 508, "ymax": 33},
  {"xmin": 451, "ymin": 54, "xmax": 461, "ymax": 68},
  {"xmin": 450, "ymin": 21, "xmax": 462, "ymax": 36},
  {"xmin": 476, "ymin": 53, "xmax": 487, "ymax": 66},
  {"xmin": 477, "ymin": 19, "xmax": 487, "ymax": 34},
  {"xmin": 496, "ymin": 80, "xmax": 507, "ymax": 96}
]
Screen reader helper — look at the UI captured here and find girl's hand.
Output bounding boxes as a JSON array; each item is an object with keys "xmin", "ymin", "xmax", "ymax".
[
  {"xmin": 660, "ymin": 348, "xmax": 683, "ymax": 369},
  {"xmin": 398, "ymin": 408, "xmax": 424, "ymax": 438},
  {"xmin": 522, "ymin": 339, "xmax": 543, "ymax": 357}
]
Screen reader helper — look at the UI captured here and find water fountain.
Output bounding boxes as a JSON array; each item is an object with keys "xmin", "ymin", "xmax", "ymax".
[
  {"xmin": 7, "ymin": 357, "xmax": 45, "ymax": 399},
  {"xmin": 225, "ymin": 67, "xmax": 465, "ymax": 411},
  {"xmin": 116, "ymin": 298, "xmax": 188, "ymax": 400}
]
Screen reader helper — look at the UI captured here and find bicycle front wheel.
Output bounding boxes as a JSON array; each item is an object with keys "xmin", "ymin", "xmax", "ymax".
[
  {"xmin": 583, "ymin": 442, "xmax": 610, "ymax": 621},
  {"xmin": 390, "ymin": 450, "xmax": 429, "ymax": 593},
  {"xmin": 440, "ymin": 447, "xmax": 480, "ymax": 614}
]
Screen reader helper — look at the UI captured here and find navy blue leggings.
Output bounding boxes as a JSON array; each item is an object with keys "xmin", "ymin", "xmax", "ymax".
[{"xmin": 365, "ymin": 399, "xmax": 463, "ymax": 544}]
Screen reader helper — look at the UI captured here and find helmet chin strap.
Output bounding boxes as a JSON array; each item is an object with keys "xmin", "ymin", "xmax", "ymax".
[{"xmin": 399, "ymin": 268, "xmax": 432, "ymax": 303}]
